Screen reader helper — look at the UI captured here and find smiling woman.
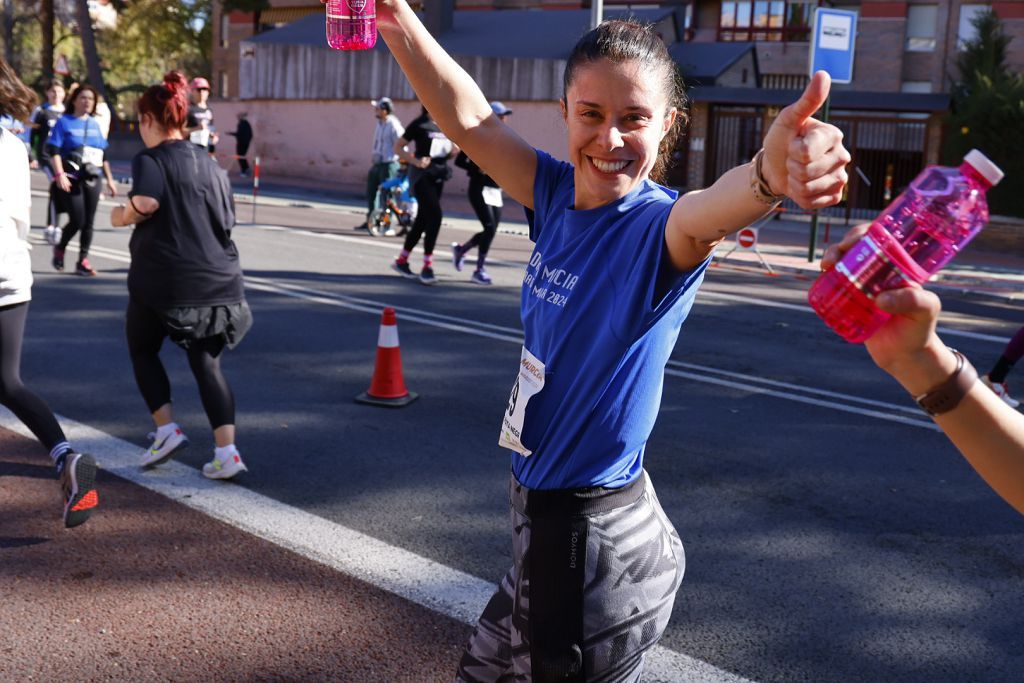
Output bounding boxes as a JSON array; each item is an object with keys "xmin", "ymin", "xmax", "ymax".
[{"xmin": 327, "ymin": 1, "xmax": 850, "ymax": 679}]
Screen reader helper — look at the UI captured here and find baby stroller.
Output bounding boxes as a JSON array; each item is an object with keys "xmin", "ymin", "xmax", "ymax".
[{"xmin": 370, "ymin": 165, "xmax": 419, "ymax": 237}]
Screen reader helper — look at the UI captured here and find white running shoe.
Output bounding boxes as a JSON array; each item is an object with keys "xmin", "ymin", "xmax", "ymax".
[
  {"xmin": 141, "ymin": 427, "xmax": 189, "ymax": 467},
  {"xmin": 981, "ymin": 375, "xmax": 1021, "ymax": 408},
  {"xmin": 202, "ymin": 449, "xmax": 248, "ymax": 480},
  {"xmin": 45, "ymin": 225, "xmax": 61, "ymax": 246}
]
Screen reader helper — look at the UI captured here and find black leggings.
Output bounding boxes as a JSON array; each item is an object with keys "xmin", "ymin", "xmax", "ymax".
[
  {"xmin": 403, "ymin": 173, "xmax": 445, "ymax": 256},
  {"xmin": 48, "ymin": 181, "xmax": 62, "ymax": 227},
  {"xmin": 56, "ymin": 178, "xmax": 102, "ymax": 260},
  {"xmin": 0, "ymin": 303, "xmax": 67, "ymax": 452},
  {"xmin": 125, "ymin": 299, "xmax": 235, "ymax": 430},
  {"xmin": 464, "ymin": 178, "xmax": 501, "ymax": 256}
]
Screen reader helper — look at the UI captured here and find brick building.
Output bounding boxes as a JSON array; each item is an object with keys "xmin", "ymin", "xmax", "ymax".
[{"xmin": 209, "ymin": 1, "xmax": 1024, "ymax": 215}]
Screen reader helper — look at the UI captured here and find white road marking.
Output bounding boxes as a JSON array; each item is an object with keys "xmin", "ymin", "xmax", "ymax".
[
  {"xmin": 78, "ymin": 242, "xmax": 941, "ymax": 431},
  {"xmin": 0, "ymin": 409, "xmax": 753, "ymax": 683}
]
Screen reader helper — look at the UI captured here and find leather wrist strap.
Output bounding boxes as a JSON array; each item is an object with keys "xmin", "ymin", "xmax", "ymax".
[
  {"xmin": 750, "ymin": 149, "xmax": 785, "ymax": 206},
  {"xmin": 915, "ymin": 349, "xmax": 978, "ymax": 416}
]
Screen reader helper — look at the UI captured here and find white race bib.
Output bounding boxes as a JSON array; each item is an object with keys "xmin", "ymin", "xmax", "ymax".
[
  {"xmin": 190, "ymin": 128, "xmax": 210, "ymax": 147},
  {"xmin": 498, "ymin": 347, "xmax": 545, "ymax": 456},
  {"xmin": 429, "ymin": 136, "xmax": 452, "ymax": 159},
  {"xmin": 81, "ymin": 146, "xmax": 104, "ymax": 166},
  {"xmin": 482, "ymin": 186, "xmax": 503, "ymax": 207}
]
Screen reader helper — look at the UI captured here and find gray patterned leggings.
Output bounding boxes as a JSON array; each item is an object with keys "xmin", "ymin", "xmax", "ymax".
[{"xmin": 456, "ymin": 471, "xmax": 685, "ymax": 682}]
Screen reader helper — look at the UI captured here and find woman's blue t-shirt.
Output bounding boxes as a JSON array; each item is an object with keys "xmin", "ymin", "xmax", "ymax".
[
  {"xmin": 46, "ymin": 114, "xmax": 107, "ymax": 156},
  {"xmin": 508, "ymin": 150, "xmax": 709, "ymax": 491}
]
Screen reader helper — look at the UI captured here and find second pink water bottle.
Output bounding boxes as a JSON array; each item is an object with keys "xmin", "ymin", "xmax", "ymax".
[
  {"xmin": 326, "ymin": 0, "xmax": 377, "ymax": 50},
  {"xmin": 808, "ymin": 149, "xmax": 1004, "ymax": 343}
]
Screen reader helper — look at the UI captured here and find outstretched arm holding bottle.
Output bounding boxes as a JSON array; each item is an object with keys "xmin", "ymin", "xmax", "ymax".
[{"xmin": 823, "ymin": 225, "xmax": 1024, "ymax": 515}]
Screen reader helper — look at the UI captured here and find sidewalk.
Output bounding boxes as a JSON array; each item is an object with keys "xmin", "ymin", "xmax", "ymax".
[{"xmin": 38, "ymin": 164, "xmax": 1024, "ymax": 303}]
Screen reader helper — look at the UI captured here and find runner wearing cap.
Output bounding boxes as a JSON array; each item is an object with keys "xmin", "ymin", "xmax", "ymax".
[
  {"xmin": 185, "ymin": 77, "xmax": 218, "ymax": 154},
  {"xmin": 359, "ymin": 97, "xmax": 404, "ymax": 234},
  {"xmin": 451, "ymin": 101, "xmax": 512, "ymax": 285}
]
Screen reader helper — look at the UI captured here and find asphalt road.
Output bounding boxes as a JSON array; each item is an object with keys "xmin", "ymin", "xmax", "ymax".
[{"xmin": 9, "ymin": 184, "xmax": 1024, "ymax": 682}]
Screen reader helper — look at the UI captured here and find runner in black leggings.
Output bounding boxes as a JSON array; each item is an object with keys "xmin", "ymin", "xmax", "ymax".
[
  {"xmin": 0, "ymin": 57, "xmax": 97, "ymax": 528},
  {"xmin": 111, "ymin": 71, "xmax": 252, "ymax": 480},
  {"xmin": 450, "ymin": 101, "xmax": 512, "ymax": 286},
  {"xmin": 390, "ymin": 106, "xmax": 455, "ymax": 286},
  {"xmin": 46, "ymin": 84, "xmax": 118, "ymax": 276}
]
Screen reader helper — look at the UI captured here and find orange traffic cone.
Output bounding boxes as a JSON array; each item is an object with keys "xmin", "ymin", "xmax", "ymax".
[{"xmin": 355, "ymin": 307, "xmax": 418, "ymax": 407}]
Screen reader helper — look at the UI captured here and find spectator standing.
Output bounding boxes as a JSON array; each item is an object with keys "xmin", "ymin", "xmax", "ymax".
[
  {"xmin": 358, "ymin": 97, "xmax": 404, "ymax": 234},
  {"xmin": 228, "ymin": 111, "xmax": 253, "ymax": 176}
]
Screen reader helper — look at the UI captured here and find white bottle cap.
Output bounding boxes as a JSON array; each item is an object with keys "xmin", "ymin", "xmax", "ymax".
[{"xmin": 964, "ymin": 149, "xmax": 1004, "ymax": 187}]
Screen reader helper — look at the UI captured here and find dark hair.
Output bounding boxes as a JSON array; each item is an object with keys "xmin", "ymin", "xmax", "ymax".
[
  {"xmin": 46, "ymin": 79, "xmax": 65, "ymax": 92},
  {"xmin": 0, "ymin": 56, "xmax": 37, "ymax": 121},
  {"xmin": 137, "ymin": 71, "xmax": 190, "ymax": 132},
  {"xmin": 563, "ymin": 20, "xmax": 688, "ymax": 183},
  {"xmin": 68, "ymin": 84, "xmax": 100, "ymax": 115}
]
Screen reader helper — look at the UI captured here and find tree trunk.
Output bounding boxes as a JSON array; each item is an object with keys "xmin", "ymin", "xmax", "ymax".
[
  {"xmin": 40, "ymin": 0, "xmax": 54, "ymax": 81},
  {"xmin": 74, "ymin": 0, "xmax": 108, "ymax": 100},
  {"xmin": 3, "ymin": 0, "xmax": 16, "ymax": 66}
]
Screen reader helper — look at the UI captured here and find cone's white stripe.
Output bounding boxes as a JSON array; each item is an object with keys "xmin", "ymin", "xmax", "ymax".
[{"xmin": 378, "ymin": 324, "xmax": 400, "ymax": 348}]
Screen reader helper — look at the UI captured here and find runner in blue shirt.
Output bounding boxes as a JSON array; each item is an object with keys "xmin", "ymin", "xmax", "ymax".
[
  {"xmin": 46, "ymin": 84, "xmax": 118, "ymax": 276},
  {"xmin": 339, "ymin": 2, "xmax": 851, "ymax": 679}
]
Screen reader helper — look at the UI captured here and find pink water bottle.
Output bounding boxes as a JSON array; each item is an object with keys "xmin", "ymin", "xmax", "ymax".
[
  {"xmin": 808, "ymin": 149, "xmax": 1004, "ymax": 343},
  {"xmin": 325, "ymin": 0, "xmax": 376, "ymax": 50}
]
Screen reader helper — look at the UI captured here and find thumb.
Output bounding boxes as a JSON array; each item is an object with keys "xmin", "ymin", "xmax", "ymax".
[
  {"xmin": 776, "ymin": 71, "xmax": 831, "ymax": 131},
  {"xmin": 876, "ymin": 287, "xmax": 941, "ymax": 320}
]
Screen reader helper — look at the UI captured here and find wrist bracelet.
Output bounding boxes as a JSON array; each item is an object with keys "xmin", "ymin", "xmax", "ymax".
[
  {"xmin": 915, "ymin": 349, "xmax": 978, "ymax": 416},
  {"xmin": 750, "ymin": 149, "xmax": 785, "ymax": 206}
]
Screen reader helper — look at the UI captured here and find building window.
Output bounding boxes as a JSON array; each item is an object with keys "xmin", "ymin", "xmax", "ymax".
[
  {"xmin": 957, "ymin": 4, "xmax": 989, "ymax": 49},
  {"xmin": 901, "ymin": 80, "xmax": 933, "ymax": 93},
  {"xmin": 720, "ymin": 0, "xmax": 813, "ymax": 42},
  {"xmin": 905, "ymin": 5, "xmax": 937, "ymax": 51},
  {"xmin": 220, "ymin": 12, "xmax": 230, "ymax": 48},
  {"xmin": 219, "ymin": 71, "xmax": 228, "ymax": 99}
]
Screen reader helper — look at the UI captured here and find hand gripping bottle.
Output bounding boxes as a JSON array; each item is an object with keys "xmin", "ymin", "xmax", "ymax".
[
  {"xmin": 808, "ymin": 149, "xmax": 1004, "ymax": 343},
  {"xmin": 325, "ymin": 0, "xmax": 377, "ymax": 50}
]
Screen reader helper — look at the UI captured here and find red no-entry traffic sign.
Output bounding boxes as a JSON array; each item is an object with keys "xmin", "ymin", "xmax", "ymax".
[{"xmin": 737, "ymin": 227, "xmax": 758, "ymax": 249}]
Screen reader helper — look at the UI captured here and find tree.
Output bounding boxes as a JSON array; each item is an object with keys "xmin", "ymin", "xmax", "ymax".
[
  {"xmin": 944, "ymin": 9, "xmax": 1024, "ymax": 217},
  {"xmin": 75, "ymin": 0, "xmax": 108, "ymax": 100},
  {"xmin": 40, "ymin": 0, "xmax": 54, "ymax": 81}
]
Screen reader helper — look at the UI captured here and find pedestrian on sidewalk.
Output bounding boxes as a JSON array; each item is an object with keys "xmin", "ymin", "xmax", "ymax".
[
  {"xmin": 353, "ymin": 0, "xmax": 850, "ymax": 677},
  {"xmin": 30, "ymin": 80, "xmax": 67, "ymax": 246},
  {"xmin": 824, "ymin": 225, "xmax": 1024, "ymax": 514},
  {"xmin": 110, "ymin": 71, "xmax": 253, "ymax": 481},
  {"xmin": 228, "ymin": 111, "xmax": 253, "ymax": 177},
  {"xmin": 980, "ymin": 326, "xmax": 1024, "ymax": 408},
  {"xmin": 360, "ymin": 97, "xmax": 404, "ymax": 234},
  {"xmin": 450, "ymin": 101, "xmax": 511, "ymax": 286},
  {"xmin": 0, "ymin": 56, "xmax": 98, "ymax": 528},
  {"xmin": 390, "ymin": 105, "xmax": 456, "ymax": 285},
  {"xmin": 46, "ymin": 83, "xmax": 119, "ymax": 276}
]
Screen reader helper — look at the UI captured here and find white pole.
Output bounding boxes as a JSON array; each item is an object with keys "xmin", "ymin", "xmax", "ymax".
[{"xmin": 590, "ymin": 0, "xmax": 602, "ymax": 30}]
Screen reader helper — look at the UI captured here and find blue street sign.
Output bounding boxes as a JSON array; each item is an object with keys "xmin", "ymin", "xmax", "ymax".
[{"xmin": 809, "ymin": 8, "xmax": 858, "ymax": 84}]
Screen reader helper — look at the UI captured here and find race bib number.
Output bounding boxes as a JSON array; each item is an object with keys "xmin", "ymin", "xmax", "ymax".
[
  {"xmin": 482, "ymin": 186, "xmax": 503, "ymax": 208},
  {"xmin": 429, "ymin": 136, "xmax": 452, "ymax": 159},
  {"xmin": 498, "ymin": 347, "xmax": 545, "ymax": 456},
  {"xmin": 190, "ymin": 128, "xmax": 210, "ymax": 147},
  {"xmin": 81, "ymin": 146, "xmax": 104, "ymax": 166}
]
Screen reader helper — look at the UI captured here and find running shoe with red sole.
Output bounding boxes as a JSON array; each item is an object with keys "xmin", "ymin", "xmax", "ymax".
[{"xmin": 60, "ymin": 452, "xmax": 98, "ymax": 528}]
